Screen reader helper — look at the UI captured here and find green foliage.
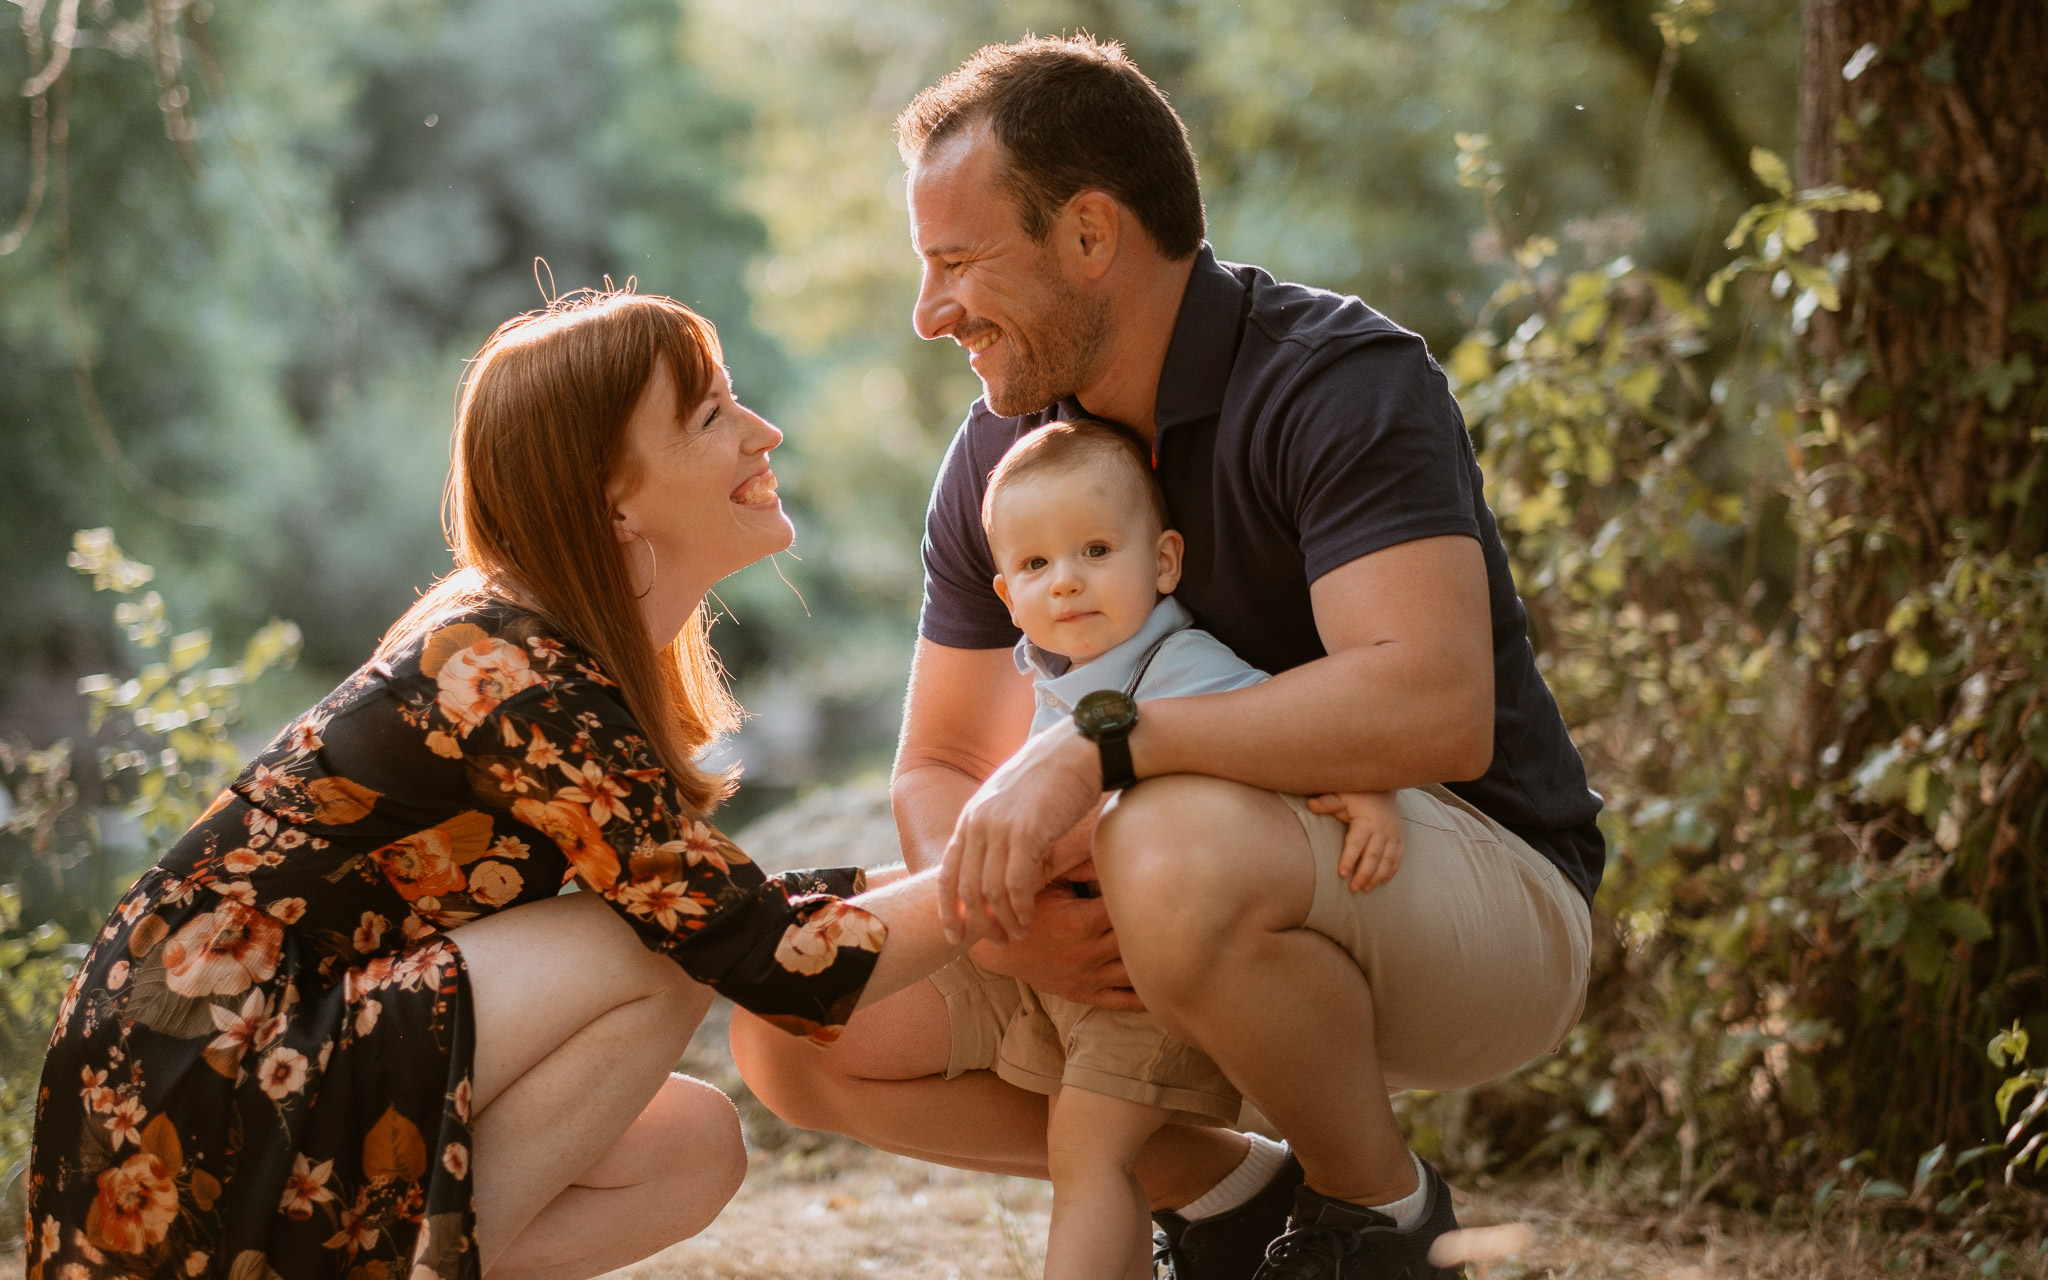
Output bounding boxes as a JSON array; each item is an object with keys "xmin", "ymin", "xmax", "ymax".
[
  {"xmin": 1437, "ymin": 135, "xmax": 2046, "ymax": 1223},
  {"xmin": 0, "ymin": 531, "xmax": 298, "ymax": 1245},
  {"xmin": 1989, "ymin": 1025, "xmax": 2048, "ymax": 1186}
]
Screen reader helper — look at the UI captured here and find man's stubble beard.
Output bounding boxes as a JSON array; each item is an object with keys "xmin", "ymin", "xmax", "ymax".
[{"xmin": 982, "ymin": 277, "xmax": 1111, "ymax": 420}]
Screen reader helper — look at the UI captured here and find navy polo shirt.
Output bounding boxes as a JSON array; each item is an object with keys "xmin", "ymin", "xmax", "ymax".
[{"xmin": 918, "ymin": 246, "xmax": 1605, "ymax": 904}]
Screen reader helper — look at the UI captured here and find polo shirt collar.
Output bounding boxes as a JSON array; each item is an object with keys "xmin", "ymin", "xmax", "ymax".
[
  {"xmin": 1152, "ymin": 245, "xmax": 1246, "ymax": 432},
  {"xmin": 1013, "ymin": 596, "xmax": 1194, "ymax": 707},
  {"xmin": 1051, "ymin": 244, "xmax": 1245, "ymax": 435}
]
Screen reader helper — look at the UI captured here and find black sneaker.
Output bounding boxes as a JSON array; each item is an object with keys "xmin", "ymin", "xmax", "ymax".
[
  {"xmin": 1250, "ymin": 1160, "xmax": 1465, "ymax": 1280},
  {"xmin": 1152, "ymin": 1149, "xmax": 1305, "ymax": 1280}
]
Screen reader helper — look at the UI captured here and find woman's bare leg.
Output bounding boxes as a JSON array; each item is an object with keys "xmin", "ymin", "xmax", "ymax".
[
  {"xmin": 487, "ymin": 1074, "xmax": 743, "ymax": 1280},
  {"xmin": 448, "ymin": 891, "xmax": 743, "ymax": 1277}
]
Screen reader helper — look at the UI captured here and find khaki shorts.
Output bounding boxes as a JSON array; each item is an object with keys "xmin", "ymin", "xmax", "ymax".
[
  {"xmin": 931, "ymin": 958, "xmax": 1241, "ymax": 1127},
  {"xmin": 935, "ymin": 783, "xmax": 1592, "ymax": 1101}
]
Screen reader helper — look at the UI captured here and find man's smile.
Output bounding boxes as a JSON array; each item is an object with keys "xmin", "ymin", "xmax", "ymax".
[{"xmin": 959, "ymin": 327, "xmax": 999, "ymax": 355}]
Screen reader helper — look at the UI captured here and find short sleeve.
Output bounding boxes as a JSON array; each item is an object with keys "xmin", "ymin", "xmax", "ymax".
[
  {"xmin": 465, "ymin": 676, "xmax": 882, "ymax": 1044},
  {"xmin": 1136, "ymin": 630, "xmax": 1271, "ymax": 700},
  {"xmin": 919, "ymin": 413, "xmax": 1024, "ymax": 650},
  {"xmin": 1270, "ymin": 334, "xmax": 1482, "ymax": 584}
]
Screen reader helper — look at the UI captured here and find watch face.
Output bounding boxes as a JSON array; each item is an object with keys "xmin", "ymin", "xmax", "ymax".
[{"xmin": 1074, "ymin": 689, "xmax": 1137, "ymax": 737}]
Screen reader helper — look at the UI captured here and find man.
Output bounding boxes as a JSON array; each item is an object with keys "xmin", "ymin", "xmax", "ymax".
[{"xmin": 730, "ymin": 35, "xmax": 1601, "ymax": 1280}]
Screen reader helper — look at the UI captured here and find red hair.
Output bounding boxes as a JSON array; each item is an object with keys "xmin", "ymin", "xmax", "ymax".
[{"xmin": 380, "ymin": 288, "xmax": 740, "ymax": 815}]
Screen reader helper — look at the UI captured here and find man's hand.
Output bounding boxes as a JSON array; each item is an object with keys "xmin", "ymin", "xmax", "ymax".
[
  {"xmin": 938, "ymin": 720, "xmax": 1103, "ymax": 942},
  {"xmin": 970, "ymin": 881, "xmax": 1142, "ymax": 1010}
]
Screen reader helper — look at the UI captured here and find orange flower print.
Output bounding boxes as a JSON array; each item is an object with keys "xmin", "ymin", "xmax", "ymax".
[
  {"xmin": 105, "ymin": 1097, "xmax": 145, "ymax": 1149},
  {"xmin": 222, "ymin": 847, "xmax": 265, "ymax": 875},
  {"xmin": 773, "ymin": 900, "xmax": 888, "ymax": 977},
  {"xmin": 434, "ymin": 635, "xmax": 540, "ymax": 735},
  {"xmin": 511, "ymin": 797, "xmax": 620, "ymax": 891},
  {"xmin": 283, "ymin": 716, "xmax": 325, "ymax": 755},
  {"xmin": 278, "ymin": 1154, "xmax": 335, "ymax": 1220},
  {"xmin": 242, "ymin": 762, "xmax": 291, "ymax": 804},
  {"xmin": 106, "ymin": 959, "xmax": 130, "ymax": 990},
  {"xmin": 266, "ymin": 897, "xmax": 308, "ymax": 925},
  {"xmin": 678, "ymin": 821, "xmax": 748, "ymax": 873},
  {"xmin": 524, "ymin": 726, "xmax": 564, "ymax": 769},
  {"xmin": 617, "ymin": 880, "xmax": 707, "ymax": 931},
  {"xmin": 354, "ymin": 999, "xmax": 382, "ymax": 1036},
  {"xmin": 80, "ymin": 1066, "xmax": 117, "ymax": 1113},
  {"xmin": 85, "ymin": 1152, "xmax": 178, "ymax": 1253},
  {"xmin": 325, "ymin": 1192, "xmax": 380, "ymax": 1254},
  {"xmin": 556, "ymin": 759, "xmax": 631, "ymax": 825},
  {"xmin": 370, "ymin": 811, "xmax": 493, "ymax": 902},
  {"xmin": 160, "ymin": 898, "xmax": 284, "ymax": 997},
  {"xmin": 453, "ymin": 1076, "xmax": 472, "ymax": 1123},
  {"xmin": 353, "ymin": 911, "xmax": 388, "ymax": 954},
  {"xmin": 441, "ymin": 1142, "xmax": 469, "ymax": 1179},
  {"xmin": 204, "ymin": 989, "xmax": 270, "ymax": 1079},
  {"xmin": 466, "ymin": 861, "xmax": 524, "ymax": 907},
  {"xmin": 256, "ymin": 1046, "xmax": 310, "ymax": 1101}
]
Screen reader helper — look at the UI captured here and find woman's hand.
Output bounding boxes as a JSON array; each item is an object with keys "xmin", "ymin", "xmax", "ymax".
[{"xmin": 937, "ymin": 720, "xmax": 1104, "ymax": 943}]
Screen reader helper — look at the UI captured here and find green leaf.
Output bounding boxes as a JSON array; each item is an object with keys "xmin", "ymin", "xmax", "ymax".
[
  {"xmin": 1863, "ymin": 1179, "xmax": 1908, "ymax": 1200},
  {"xmin": 1751, "ymin": 147, "xmax": 1793, "ymax": 197},
  {"xmin": 1936, "ymin": 900, "xmax": 1993, "ymax": 942},
  {"xmin": 1902, "ymin": 921, "xmax": 1947, "ymax": 983}
]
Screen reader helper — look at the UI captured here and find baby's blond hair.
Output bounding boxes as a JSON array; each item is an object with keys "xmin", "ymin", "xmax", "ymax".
[{"xmin": 980, "ymin": 418, "xmax": 1170, "ymax": 542}]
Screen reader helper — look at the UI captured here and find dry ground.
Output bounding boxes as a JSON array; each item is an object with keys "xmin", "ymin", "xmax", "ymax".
[
  {"xmin": 11, "ymin": 784, "xmax": 2041, "ymax": 1277},
  {"xmin": 626, "ymin": 783, "xmax": 2046, "ymax": 1280}
]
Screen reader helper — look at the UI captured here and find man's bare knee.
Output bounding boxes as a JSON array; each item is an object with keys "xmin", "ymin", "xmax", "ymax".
[{"xmin": 1097, "ymin": 778, "xmax": 1317, "ymax": 1002}]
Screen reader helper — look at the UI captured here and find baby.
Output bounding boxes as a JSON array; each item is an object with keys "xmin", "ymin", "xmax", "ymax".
[{"xmin": 978, "ymin": 419, "xmax": 1405, "ymax": 1280}]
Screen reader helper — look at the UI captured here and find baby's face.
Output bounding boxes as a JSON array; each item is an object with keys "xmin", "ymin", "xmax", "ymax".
[{"xmin": 988, "ymin": 469, "xmax": 1182, "ymax": 664}]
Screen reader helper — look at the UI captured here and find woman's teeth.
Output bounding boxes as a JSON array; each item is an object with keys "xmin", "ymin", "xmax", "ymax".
[{"xmin": 732, "ymin": 471, "xmax": 778, "ymax": 504}]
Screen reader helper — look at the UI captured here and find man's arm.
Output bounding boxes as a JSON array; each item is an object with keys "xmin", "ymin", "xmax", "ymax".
[
  {"xmin": 1134, "ymin": 533, "xmax": 1494, "ymax": 790},
  {"xmin": 892, "ymin": 638, "xmax": 1142, "ymax": 1008},
  {"xmin": 944, "ymin": 534, "xmax": 1495, "ymax": 934}
]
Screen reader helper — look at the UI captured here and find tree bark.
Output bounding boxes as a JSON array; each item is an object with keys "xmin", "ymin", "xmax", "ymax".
[
  {"xmin": 1795, "ymin": 0, "xmax": 2048, "ymax": 1155},
  {"xmin": 1798, "ymin": 0, "xmax": 2048, "ymax": 769}
]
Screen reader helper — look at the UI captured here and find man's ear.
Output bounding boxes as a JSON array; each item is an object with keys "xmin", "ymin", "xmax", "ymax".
[
  {"xmin": 992, "ymin": 574, "xmax": 1014, "ymax": 613},
  {"xmin": 1155, "ymin": 528, "xmax": 1184, "ymax": 593},
  {"xmin": 1065, "ymin": 191, "xmax": 1120, "ymax": 282}
]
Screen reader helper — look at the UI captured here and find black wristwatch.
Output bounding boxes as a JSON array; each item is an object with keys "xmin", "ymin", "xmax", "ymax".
[{"xmin": 1073, "ymin": 689, "xmax": 1141, "ymax": 791}]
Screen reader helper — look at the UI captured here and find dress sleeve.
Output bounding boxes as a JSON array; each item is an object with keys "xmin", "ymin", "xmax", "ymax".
[{"xmin": 464, "ymin": 674, "xmax": 883, "ymax": 1044}]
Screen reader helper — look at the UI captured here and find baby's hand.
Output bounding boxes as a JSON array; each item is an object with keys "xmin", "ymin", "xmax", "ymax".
[{"xmin": 1305, "ymin": 791, "xmax": 1405, "ymax": 892}]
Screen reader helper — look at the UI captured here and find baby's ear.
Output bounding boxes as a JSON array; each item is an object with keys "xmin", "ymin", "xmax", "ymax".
[
  {"xmin": 1155, "ymin": 529, "xmax": 1185, "ymax": 593},
  {"xmin": 991, "ymin": 575, "xmax": 1014, "ymax": 612}
]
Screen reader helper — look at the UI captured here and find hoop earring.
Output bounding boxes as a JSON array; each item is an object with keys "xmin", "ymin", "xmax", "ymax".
[{"xmin": 633, "ymin": 532, "xmax": 658, "ymax": 600}]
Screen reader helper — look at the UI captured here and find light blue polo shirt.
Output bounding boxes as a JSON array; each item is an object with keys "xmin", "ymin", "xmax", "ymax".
[{"xmin": 1016, "ymin": 597, "xmax": 1270, "ymax": 737}]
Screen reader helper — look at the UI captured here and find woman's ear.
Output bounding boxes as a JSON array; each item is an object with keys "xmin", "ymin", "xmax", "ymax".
[{"xmin": 1155, "ymin": 528, "xmax": 1184, "ymax": 593}]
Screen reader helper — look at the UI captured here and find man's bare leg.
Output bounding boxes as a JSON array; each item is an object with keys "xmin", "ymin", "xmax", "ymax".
[
  {"xmin": 1094, "ymin": 775, "xmax": 1418, "ymax": 1208},
  {"xmin": 729, "ymin": 975, "xmax": 1246, "ymax": 1206}
]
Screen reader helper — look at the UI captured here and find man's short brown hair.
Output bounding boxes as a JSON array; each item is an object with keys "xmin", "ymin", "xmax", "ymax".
[
  {"xmin": 980, "ymin": 418, "xmax": 1171, "ymax": 542},
  {"xmin": 897, "ymin": 35, "xmax": 1205, "ymax": 260}
]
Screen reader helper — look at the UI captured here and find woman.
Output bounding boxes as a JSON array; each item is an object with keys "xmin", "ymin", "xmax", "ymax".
[{"xmin": 26, "ymin": 290, "xmax": 972, "ymax": 1280}]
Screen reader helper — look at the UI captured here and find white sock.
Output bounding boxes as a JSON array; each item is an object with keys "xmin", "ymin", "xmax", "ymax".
[
  {"xmin": 1367, "ymin": 1153, "xmax": 1431, "ymax": 1230},
  {"xmin": 1177, "ymin": 1133, "xmax": 1289, "ymax": 1221}
]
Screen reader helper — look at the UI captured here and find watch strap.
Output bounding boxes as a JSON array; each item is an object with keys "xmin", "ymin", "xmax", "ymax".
[{"xmin": 1097, "ymin": 731, "xmax": 1138, "ymax": 791}]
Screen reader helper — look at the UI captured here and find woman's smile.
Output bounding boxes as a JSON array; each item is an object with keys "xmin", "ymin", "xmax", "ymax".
[{"xmin": 731, "ymin": 467, "xmax": 779, "ymax": 507}]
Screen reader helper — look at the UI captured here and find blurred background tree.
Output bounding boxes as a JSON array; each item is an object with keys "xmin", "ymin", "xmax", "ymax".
[{"xmin": 4, "ymin": 0, "xmax": 2043, "ymax": 1250}]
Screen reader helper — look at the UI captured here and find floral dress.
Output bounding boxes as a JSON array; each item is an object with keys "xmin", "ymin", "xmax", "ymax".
[{"xmin": 25, "ymin": 602, "xmax": 885, "ymax": 1280}]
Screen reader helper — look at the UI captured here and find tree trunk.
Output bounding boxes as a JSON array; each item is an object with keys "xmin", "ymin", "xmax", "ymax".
[
  {"xmin": 1795, "ymin": 0, "xmax": 2048, "ymax": 1156},
  {"xmin": 1798, "ymin": 0, "xmax": 2048, "ymax": 767}
]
